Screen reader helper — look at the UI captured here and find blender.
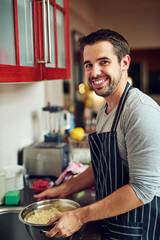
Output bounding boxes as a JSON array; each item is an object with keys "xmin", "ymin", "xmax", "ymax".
[{"xmin": 42, "ymin": 103, "xmax": 70, "ymax": 143}]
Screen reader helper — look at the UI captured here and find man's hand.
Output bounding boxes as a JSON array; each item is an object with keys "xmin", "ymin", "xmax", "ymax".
[
  {"xmin": 34, "ymin": 166, "xmax": 94, "ymax": 201},
  {"xmin": 34, "ymin": 186, "xmax": 67, "ymax": 201},
  {"xmin": 45, "ymin": 209, "xmax": 83, "ymax": 238}
]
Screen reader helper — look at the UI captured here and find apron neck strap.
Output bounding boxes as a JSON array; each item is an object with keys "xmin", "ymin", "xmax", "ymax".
[{"xmin": 111, "ymin": 82, "xmax": 131, "ymax": 132}]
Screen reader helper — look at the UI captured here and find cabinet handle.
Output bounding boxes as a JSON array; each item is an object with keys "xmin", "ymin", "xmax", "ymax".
[
  {"xmin": 46, "ymin": 0, "xmax": 51, "ymax": 63},
  {"xmin": 38, "ymin": 0, "xmax": 51, "ymax": 64}
]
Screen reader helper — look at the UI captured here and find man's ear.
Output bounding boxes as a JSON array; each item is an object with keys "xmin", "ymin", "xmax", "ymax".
[{"xmin": 121, "ymin": 55, "xmax": 131, "ymax": 71}]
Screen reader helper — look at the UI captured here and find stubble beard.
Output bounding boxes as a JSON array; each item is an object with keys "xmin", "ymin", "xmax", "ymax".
[{"xmin": 88, "ymin": 72, "xmax": 122, "ymax": 98}]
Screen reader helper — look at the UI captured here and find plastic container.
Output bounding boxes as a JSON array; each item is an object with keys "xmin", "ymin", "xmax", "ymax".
[
  {"xmin": 5, "ymin": 172, "xmax": 16, "ymax": 192},
  {"xmin": 3, "ymin": 165, "xmax": 24, "ymax": 191},
  {"xmin": 0, "ymin": 169, "xmax": 6, "ymax": 204},
  {"xmin": 14, "ymin": 165, "xmax": 24, "ymax": 190}
]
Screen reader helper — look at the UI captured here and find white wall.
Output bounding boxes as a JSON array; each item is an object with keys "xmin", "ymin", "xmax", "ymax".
[
  {"xmin": 0, "ymin": 80, "xmax": 64, "ymax": 168},
  {"xmin": 44, "ymin": 80, "xmax": 64, "ymax": 106}
]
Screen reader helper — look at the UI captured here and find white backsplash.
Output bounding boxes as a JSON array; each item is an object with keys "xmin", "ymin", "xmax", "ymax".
[{"xmin": 0, "ymin": 80, "xmax": 64, "ymax": 168}]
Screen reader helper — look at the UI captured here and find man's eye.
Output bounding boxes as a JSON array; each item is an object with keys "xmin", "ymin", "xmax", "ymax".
[
  {"xmin": 100, "ymin": 60, "xmax": 108, "ymax": 65},
  {"xmin": 85, "ymin": 64, "xmax": 92, "ymax": 69}
]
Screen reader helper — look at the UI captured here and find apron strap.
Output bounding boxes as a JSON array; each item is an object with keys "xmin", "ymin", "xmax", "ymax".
[{"xmin": 111, "ymin": 82, "xmax": 131, "ymax": 132}]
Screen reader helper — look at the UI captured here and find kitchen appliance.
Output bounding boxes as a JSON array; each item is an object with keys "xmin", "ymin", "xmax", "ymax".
[
  {"xmin": 22, "ymin": 103, "xmax": 71, "ymax": 178},
  {"xmin": 42, "ymin": 103, "xmax": 70, "ymax": 143},
  {"xmin": 23, "ymin": 142, "xmax": 70, "ymax": 178}
]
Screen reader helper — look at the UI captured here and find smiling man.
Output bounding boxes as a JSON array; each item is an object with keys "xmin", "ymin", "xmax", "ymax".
[
  {"xmin": 34, "ymin": 29, "xmax": 160, "ymax": 240},
  {"xmin": 83, "ymin": 42, "xmax": 124, "ymax": 96}
]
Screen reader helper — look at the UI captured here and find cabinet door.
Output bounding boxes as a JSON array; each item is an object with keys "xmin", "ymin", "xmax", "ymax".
[
  {"xmin": 0, "ymin": 0, "xmax": 41, "ymax": 83},
  {"xmin": 40, "ymin": 0, "xmax": 71, "ymax": 80},
  {"xmin": 0, "ymin": 0, "xmax": 70, "ymax": 83}
]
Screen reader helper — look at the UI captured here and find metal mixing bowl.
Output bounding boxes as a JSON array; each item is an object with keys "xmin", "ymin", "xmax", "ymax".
[{"xmin": 19, "ymin": 199, "xmax": 81, "ymax": 240}]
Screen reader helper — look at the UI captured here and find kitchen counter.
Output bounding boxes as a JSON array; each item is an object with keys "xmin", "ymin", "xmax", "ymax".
[{"xmin": 1, "ymin": 179, "xmax": 101, "ymax": 239}]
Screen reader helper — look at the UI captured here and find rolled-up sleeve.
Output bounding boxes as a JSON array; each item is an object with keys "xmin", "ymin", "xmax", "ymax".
[{"xmin": 125, "ymin": 103, "xmax": 160, "ymax": 204}]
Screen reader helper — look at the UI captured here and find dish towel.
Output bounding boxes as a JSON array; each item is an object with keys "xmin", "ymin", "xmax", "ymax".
[{"xmin": 55, "ymin": 162, "xmax": 88, "ymax": 185}]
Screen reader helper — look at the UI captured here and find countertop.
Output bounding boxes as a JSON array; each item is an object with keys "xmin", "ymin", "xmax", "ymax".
[{"xmin": 2, "ymin": 178, "xmax": 101, "ymax": 239}]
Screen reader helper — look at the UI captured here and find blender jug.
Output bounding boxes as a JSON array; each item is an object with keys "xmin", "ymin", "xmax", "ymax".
[{"xmin": 42, "ymin": 103, "xmax": 70, "ymax": 142}]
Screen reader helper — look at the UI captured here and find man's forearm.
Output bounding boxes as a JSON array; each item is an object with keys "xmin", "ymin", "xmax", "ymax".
[
  {"xmin": 77, "ymin": 184, "xmax": 143, "ymax": 224},
  {"xmin": 59, "ymin": 165, "xmax": 95, "ymax": 196}
]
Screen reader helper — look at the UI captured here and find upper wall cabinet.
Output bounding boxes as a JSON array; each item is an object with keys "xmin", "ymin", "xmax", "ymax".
[{"xmin": 0, "ymin": 0, "xmax": 70, "ymax": 83}]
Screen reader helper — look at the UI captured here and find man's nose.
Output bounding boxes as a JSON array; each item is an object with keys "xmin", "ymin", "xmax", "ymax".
[{"xmin": 90, "ymin": 65, "xmax": 101, "ymax": 78}]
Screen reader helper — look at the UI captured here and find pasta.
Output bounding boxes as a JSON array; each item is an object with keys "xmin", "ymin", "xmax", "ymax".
[{"xmin": 24, "ymin": 206, "xmax": 62, "ymax": 224}]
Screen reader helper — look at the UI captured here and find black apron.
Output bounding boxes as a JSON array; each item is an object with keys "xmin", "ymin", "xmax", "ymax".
[{"xmin": 88, "ymin": 82, "xmax": 160, "ymax": 240}]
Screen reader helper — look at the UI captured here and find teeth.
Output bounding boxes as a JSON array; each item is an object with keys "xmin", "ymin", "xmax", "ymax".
[{"xmin": 94, "ymin": 79, "xmax": 105, "ymax": 85}]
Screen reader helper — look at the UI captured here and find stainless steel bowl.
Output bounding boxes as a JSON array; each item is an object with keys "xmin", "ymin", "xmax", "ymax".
[{"xmin": 19, "ymin": 199, "xmax": 81, "ymax": 240}]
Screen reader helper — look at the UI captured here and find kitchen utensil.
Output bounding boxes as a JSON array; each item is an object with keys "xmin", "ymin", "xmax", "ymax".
[{"xmin": 19, "ymin": 199, "xmax": 81, "ymax": 240}]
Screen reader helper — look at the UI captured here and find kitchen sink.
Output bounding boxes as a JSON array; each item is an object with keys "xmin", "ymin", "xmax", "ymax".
[{"xmin": 0, "ymin": 206, "xmax": 31, "ymax": 240}]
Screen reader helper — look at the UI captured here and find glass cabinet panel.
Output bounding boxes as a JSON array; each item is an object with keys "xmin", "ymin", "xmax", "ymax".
[
  {"xmin": 56, "ymin": 9, "xmax": 65, "ymax": 68},
  {"xmin": 17, "ymin": 0, "xmax": 34, "ymax": 66},
  {"xmin": 56, "ymin": 0, "xmax": 64, "ymax": 8},
  {"xmin": 0, "ymin": 0, "xmax": 16, "ymax": 65}
]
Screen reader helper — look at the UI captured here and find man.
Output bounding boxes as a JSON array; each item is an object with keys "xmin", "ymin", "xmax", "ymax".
[{"xmin": 34, "ymin": 29, "xmax": 160, "ymax": 239}]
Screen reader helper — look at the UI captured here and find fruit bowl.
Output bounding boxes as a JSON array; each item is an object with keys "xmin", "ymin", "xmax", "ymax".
[{"xmin": 29, "ymin": 178, "xmax": 54, "ymax": 193}]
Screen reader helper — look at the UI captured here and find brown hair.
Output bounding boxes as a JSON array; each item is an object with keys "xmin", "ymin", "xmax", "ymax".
[{"xmin": 78, "ymin": 29, "xmax": 130, "ymax": 62}]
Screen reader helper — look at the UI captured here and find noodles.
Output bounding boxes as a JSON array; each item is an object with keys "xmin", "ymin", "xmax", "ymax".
[{"xmin": 24, "ymin": 206, "xmax": 62, "ymax": 224}]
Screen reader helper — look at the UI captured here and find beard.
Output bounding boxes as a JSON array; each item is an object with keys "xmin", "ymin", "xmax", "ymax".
[{"xmin": 88, "ymin": 71, "xmax": 122, "ymax": 97}]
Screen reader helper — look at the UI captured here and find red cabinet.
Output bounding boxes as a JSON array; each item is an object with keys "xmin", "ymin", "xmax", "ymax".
[{"xmin": 0, "ymin": 0, "xmax": 70, "ymax": 83}]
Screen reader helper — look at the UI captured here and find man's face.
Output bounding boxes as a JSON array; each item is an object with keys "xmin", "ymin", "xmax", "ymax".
[{"xmin": 83, "ymin": 41, "xmax": 124, "ymax": 97}]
